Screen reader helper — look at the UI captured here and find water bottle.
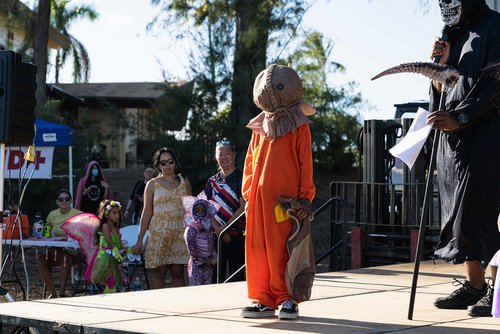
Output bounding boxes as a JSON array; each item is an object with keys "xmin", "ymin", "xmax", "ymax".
[
  {"xmin": 32, "ymin": 212, "xmax": 44, "ymax": 238},
  {"xmin": 43, "ymin": 220, "xmax": 52, "ymax": 238},
  {"xmin": 132, "ymin": 277, "xmax": 143, "ymax": 291}
]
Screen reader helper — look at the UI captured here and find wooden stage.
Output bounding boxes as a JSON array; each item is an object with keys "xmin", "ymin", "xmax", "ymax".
[{"xmin": 0, "ymin": 261, "xmax": 498, "ymax": 333}]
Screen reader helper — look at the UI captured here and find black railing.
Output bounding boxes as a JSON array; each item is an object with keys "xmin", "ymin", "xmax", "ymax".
[
  {"xmin": 313, "ymin": 196, "xmax": 346, "ymax": 270},
  {"xmin": 216, "ymin": 211, "xmax": 245, "ymax": 283},
  {"xmin": 216, "ymin": 196, "xmax": 346, "ymax": 283},
  {"xmin": 329, "ymin": 181, "xmax": 441, "ymax": 267}
]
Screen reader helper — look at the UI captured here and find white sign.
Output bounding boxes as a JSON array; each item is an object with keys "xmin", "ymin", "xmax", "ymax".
[
  {"xmin": 3, "ymin": 147, "xmax": 54, "ymax": 179},
  {"xmin": 42, "ymin": 133, "xmax": 57, "ymax": 142}
]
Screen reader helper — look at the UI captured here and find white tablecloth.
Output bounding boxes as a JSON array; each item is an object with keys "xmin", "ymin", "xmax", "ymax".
[{"xmin": 2, "ymin": 237, "xmax": 79, "ymax": 249}]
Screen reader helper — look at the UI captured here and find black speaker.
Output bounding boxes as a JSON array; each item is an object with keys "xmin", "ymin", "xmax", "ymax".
[{"xmin": 0, "ymin": 51, "xmax": 37, "ymax": 145}]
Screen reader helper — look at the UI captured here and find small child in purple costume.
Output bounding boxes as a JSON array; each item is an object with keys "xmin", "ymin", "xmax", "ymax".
[{"xmin": 182, "ymin": 196, "xmax": 219, "ymax": 285}]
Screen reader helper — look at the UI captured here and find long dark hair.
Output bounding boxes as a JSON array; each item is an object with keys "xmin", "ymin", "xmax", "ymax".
[
  {"xmin": 152, "ymin": 147, "xmax": 182, "ymax": 175},
  {"xmin": 94, "ymin": 199, "xmax": 122, "ymax": 245}
]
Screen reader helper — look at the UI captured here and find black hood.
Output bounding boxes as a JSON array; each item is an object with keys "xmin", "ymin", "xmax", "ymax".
[
  {"xmin": 461, "ymin": 0, "xmax": 487, "ymax": 23},
  {"xmin": 444, "ymin": 0, "xmax": 489, "ymax": 43}
]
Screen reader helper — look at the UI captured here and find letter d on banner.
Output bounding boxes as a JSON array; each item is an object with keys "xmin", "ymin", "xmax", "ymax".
[{"xmin": 3, "ymin": 146, "xmax": 54, "ymax": 179}]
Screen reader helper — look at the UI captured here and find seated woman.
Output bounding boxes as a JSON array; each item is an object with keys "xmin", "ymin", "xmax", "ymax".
[{"xmin": 37, "ymin": 189, "xmax": 81, "ymax": 298}]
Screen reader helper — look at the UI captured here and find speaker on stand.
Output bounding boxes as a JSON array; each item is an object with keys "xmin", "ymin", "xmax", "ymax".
[{"xmin": 0, "ymin": 50, "xmax": 37, "ymax": 303}]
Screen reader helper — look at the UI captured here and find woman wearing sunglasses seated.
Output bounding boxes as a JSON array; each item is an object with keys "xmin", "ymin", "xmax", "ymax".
[
  {"xmin": 132, "ymin": 148, "xmax": 192, "ymax": 288},
  {"xmin": 37, "ymin": 189, "xmax": 82, "ymax": 298}
]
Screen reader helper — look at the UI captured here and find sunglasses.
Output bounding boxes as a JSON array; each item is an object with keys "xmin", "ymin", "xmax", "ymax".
[
  {"xmin": 159, "ymin": 159, "xmax": 175, "ymax": 167},
  {"xmin": 57, "ymin": 197, "xmax": 71, "ymax": 202},
  {"xmin": 216, "ymin": 139, "xmax": 233, "ymax": 147},
  {"xmin": 216, "ymin": 139, "xmax": 236, "ymax": 152}
]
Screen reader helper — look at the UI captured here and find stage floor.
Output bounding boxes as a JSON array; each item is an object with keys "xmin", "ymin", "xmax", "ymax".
[{"xmin": 0, "ymin": 261, "xmax": 497, "ymax": 333}]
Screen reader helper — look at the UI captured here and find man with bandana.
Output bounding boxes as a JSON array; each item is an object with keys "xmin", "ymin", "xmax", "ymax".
[{"xmin": 427, "ymin": 0, "xmax": 500, "ymax": 317}]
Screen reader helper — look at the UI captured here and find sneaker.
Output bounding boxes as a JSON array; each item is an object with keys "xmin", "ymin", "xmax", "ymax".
[
  {"xmin": 434, "ymin": 279, "xmax": 487, "ymax": 309},
  {"xmin": 279, "ymin": 300, "xmax": 299, "ymax": 320},
  {"xmin": 468, "ymin": 282, "xmax": 494, "ymax": 317},
  {"xmin": 241, "ymin": 303, "xmax": 275, "ymax": 318}
]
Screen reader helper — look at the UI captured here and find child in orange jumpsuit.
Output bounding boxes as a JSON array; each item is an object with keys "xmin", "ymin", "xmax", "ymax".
[{"xmin": 241, "ymin": 64, "xmax": 316, "ymax": 320}]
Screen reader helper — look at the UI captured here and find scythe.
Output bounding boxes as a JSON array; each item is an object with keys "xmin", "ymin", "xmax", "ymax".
[{"xmin": 372, "ymin": 61, "xmax": 460, "ymax": 320}]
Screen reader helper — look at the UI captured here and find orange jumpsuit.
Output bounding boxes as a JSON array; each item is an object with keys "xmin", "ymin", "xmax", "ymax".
[{"xmin": 242, "ymin": 123, "xmax": 315, "ymax": 309}]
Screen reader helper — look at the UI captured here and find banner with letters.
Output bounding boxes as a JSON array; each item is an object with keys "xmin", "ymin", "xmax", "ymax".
[{"xmin": 3, "ymin": 147, "xmax": 54, "ymax": 179}]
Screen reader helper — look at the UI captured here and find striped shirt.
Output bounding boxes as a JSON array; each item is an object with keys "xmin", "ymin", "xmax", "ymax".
[{"xmin": 203, "ymin": 169, "xmax": 244, "ymax": 236}]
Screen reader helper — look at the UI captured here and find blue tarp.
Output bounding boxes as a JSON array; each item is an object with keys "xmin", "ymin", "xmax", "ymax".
[{"xmin": 34, "ymin": 119, "xmax": 72, "ymax": 147}]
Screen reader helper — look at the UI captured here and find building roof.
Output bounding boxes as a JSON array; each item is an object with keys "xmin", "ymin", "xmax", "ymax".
[
  {"xmin": 55, "ymin": 82, "xmax": 181, "ymax": 99},
  {"xmin": 0, "ymin": 0, "xmax": 70, "ymax": 50},
  {"xmin": 50, "ymin": 82, "xmax": 193, "ymax": 109}
]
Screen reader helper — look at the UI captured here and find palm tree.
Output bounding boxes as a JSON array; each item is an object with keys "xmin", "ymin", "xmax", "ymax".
[
  {"xmin": 34, "ymin": 0, "xmax": 51, "ymax": 109},
  {"xmin": 51, "ymin": 0, "xmax": 99, "ymax": 83}
]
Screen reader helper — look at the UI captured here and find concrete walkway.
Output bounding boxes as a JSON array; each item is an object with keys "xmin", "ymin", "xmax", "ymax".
[{"xmin": 0, "ymin": 261, "xmax": 497, "ymax": 333}]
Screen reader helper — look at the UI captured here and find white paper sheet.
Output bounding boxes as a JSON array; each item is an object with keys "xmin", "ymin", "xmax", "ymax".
[{"xmin": 389, "ymin": 108, "xmax": 432, "ymax": 170}]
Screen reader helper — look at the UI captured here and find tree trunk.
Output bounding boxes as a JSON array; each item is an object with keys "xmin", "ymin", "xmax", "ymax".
[
  {"xmin": 231, "ymin": 0, "xmax": 271, "ymax": 165},
  {"xmin": 33, "ymin": 0, "xmax": 51, "ymax": 110},
  {"xmin": 55, "ymin": 50, "xmax": 61, "ymax": 84}
]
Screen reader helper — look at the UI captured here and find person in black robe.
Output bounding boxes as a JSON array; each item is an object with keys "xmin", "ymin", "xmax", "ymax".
[
  {"xmin": 124, "ymin": 165, "xmax": 154, "ymax": 225},
  {"xmin": 427, "ymin": 0, "xmax": 500, "ymax": 317}
]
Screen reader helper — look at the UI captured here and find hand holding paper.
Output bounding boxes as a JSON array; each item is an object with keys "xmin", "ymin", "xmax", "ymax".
[{"xmin": 389, "ymin": 108, "xmax": 433, "ymax": 170}]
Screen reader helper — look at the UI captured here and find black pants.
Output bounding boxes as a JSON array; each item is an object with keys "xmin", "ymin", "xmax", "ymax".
[{"xmin": 214, "ymin": 234, "xmax": 246, "ymax": 283}]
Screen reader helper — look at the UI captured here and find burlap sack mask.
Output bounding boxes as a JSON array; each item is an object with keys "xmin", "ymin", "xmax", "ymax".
[{"xmin": 247, "ymin": 64, "xmax": 316, "ymax": 140}]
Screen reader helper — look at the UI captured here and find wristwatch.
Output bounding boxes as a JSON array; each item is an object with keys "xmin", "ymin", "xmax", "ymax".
[{"xmin": 457, "ymin": 113, "xmax": 469, "ymax": 125}]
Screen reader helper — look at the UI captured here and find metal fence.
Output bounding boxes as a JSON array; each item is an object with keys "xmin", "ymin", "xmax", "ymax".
[{"xmin": 330, "ymin": 181, "xmax": 442, "ymax": 267}]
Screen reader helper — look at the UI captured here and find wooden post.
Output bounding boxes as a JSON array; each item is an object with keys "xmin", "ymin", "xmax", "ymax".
[
  {"xmin": 410, "ymin": 229, "xmax": 419, "ymax": 262},
  {"xmin": 351, "ymin": 227, "xmax": 363, "ymax": 269}
]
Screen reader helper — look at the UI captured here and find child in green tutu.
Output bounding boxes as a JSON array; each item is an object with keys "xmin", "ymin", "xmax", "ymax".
[{"xmin": 85, "ymin": 199, "xmax": 125, "ymax": 293}]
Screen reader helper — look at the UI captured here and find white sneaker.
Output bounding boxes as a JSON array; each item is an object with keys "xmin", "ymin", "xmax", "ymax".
[{"xmin": 279, "ymin": 300, "xmax": 299, "ymax": 320}]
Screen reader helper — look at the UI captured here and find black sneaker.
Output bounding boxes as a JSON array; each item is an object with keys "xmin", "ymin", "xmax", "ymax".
[
  {"xmin": 278, "ymin": 300, "xmax": 299, "ymax": 320},
  {"xmin": 468, "ymin": 282, "xmax": 493, "ymax": 317},
  {"xmin": 241, "ymin": 303, "xmax": 275, "ymax": 318},
  {"xmin": 434, "ymin": 279, "xmax": 487, "ymax": 309}
]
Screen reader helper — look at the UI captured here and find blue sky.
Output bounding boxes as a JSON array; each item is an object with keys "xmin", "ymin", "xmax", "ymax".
[{"xmin": 46, "ymin": 0, "xmax": 444, "ymax": 120}]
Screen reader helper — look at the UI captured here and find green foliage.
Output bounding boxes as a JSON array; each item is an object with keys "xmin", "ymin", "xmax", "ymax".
[
  {"xmin": 146, "ymin": 1, "xmax": 363, "ymax": 174},
  {"xmin": 145, "ymin": 0, "xmax": 238, "ymax": 177},
  {"xmin": 152, "ymin": 82, "xmax": 195, "ymax": 131},
  {"xmin": 147, "ymin": 0, "xmax": 316, "ymax": 112},
  {"xmin": 147, "ymin": 0, "xmax": 316, "ymax": 146},
  {"xmin": 3, "ymin": 0, "xmax": 36, "ymax": 57},
  {"xmin": 283, "ymin": 32, "xmax": 363, "ymax": 172},
  {"xmin": 50, "ymin": 0, "xmax": 99, "ymax": 83}
]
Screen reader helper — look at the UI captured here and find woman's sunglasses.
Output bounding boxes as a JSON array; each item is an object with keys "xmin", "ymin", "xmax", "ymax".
[
  {"xmin": 159, "ymin": 159, "xmax": 175, "ymax": 167},
  {"xmin": 216, "ymin": 139, "xmax": 235, "ymax": 152},
  {"xmin": 57, "ymin": 197, "xmax": 71, "ymax": 202},
  {"xmin": 216, "ymin": 139, "xmax": 233, "ymax": 147}
]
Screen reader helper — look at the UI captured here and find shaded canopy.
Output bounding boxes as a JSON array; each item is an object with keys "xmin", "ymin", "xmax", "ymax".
[{"xmin": 34, "ymin": 119, "xmax": 72, "ymax": 147}]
